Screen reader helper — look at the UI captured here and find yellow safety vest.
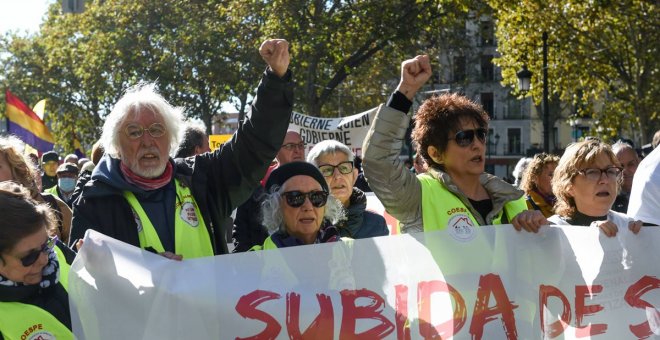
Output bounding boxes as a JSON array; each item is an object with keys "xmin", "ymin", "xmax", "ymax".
[
  {"xmin": 0, "ymin": 303, "xmax": 73, "ymax": 340},
  {"xmin": 123, "ymin": 179, "xmax": 213, "ymax": 259},
  {"xmin": 44, "ymin": 185, "xmax": 59, "ymax": 199},
  {"xmin": 250, "ymin": 236, "xmax": 278, "ymax": 251},
  {"xmin": 418, "ymin": 173, "xmax": 527, "ymax": 231},
  {"xmin": 0, "ymin": 246, "xmax": 73, "ymax": 340}
]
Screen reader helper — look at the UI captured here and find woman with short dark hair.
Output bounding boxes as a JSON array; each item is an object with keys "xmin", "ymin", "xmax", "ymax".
[
  {"xmin": 0, "ymin": 182, "xmax": 76, "ymax": 339},
  {"xmin": 362, "ymin": 55, "xmax": 546, "ymax": 234}
]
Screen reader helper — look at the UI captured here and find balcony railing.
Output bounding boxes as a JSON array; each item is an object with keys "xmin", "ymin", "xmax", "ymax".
[{"xmin": 503, "ymin": 143, "xmax": 525, "ymax": 156}]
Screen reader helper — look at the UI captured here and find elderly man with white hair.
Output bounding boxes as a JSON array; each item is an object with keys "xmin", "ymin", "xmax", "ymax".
[{"xmin": 71, "ymin": 39, "xmax": 293, "ymax": 258}]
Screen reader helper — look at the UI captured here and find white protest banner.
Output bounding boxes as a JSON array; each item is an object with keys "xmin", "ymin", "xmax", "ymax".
[
  {"xmin": 365, "ymin": 192, "xmax": 400, "ymax": 235},
  {"xmin": 70, "ymin": 227, "xmax": 660, "ymax": 339},
  {"xmin": 288, "ymin": 108, "xmax": 376, "ymax": 157}
]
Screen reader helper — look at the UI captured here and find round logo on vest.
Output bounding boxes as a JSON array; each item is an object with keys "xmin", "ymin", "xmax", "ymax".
[
  {"xmin": 180, "ymin": 202, "xmax": 199, "ymax": 227},
  {"xmin": 447, "ymin": 213, "xmax": 477, "ymax": 242},
  {"xmin": 28, "ymin": 331, "xmax": 56, "ymax": 340}
]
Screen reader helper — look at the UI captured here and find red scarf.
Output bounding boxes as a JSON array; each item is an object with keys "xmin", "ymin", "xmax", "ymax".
[{"xmin": 120, "ymin": 161, "xmax": 173, "ymax": 191}]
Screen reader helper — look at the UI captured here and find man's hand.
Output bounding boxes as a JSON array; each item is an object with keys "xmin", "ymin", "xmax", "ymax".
[
  {"xmin": 259, "ymin": 39, "xmax": 290, "ymax": 78},
  {"xmin": 396, "ymin": 55, "xmax": 432, "ymax": 101},
  {"xmin": 511, "ymin": 210, "xmax": 548, "ymax": 233},
  {"xmin": 160, "ymin": 251, "xmax": 183, "ymax": 261}
]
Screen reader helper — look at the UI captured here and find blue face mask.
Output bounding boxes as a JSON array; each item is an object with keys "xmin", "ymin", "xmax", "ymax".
[{"xmin": 58, "ymin": 177, "xmax": 77, "ymax": 193}]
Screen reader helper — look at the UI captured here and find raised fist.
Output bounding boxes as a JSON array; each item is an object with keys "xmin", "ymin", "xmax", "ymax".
[
  {"xmin": 396, "ymin": 55, "xmax": 432, "ymax": 101},
  {"xmin": 259, "ymin": 39, "xmax": 290, "ymax": 78}
]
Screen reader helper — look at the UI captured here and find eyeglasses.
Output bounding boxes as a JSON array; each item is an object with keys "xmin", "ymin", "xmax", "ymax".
[
  {"xmin": 124, "ymin": 123, "xmax": 167, "ymax": 139},
  {"xmin": 449, "ymin": 128, "xmax": 487, "ymax": 147},
  {"xmin": 281, "ymin": 190, "xmax": 329, "ymax": 208},
  {"xmin": 576, "ymin": 166, "xmax": 622, "ymax": 181},
  {"xmin": 19, "ymin": 236, "xmax": 57, "ymax": 267},
  {"xmin": 318, "ymin": 161, "xmax": 353, "ymax": 177},
  {"xmin": 281, "ymin": 142, "xmax": 306, "ymax": 151}
]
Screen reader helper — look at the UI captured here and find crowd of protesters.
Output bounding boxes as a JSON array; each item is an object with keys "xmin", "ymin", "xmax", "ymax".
[{"xmin": 1, "ymin": 45, "xmax": 659, "ymax": 339}]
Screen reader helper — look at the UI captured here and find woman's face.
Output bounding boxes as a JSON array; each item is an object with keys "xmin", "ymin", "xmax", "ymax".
[
  {"xmin": 0, "ymin": 153, "xmax": 14, "ymax": 182},
  {"xmin": 537, "ymin": 162, "xmax": 557, "ymax": 197},
  {"xmin": 431, "ymin": 119, "xmax": 486, "ymax": 178},
  {"xmin": 0, "ymin": 228, "xmax": 50, "ymax": 285},
  {"xmin": 281, "ymin": 175, "xmax": 326, "ymax": 244},
  {"xmin": 568, "ymin": 153, "xmax": 620, "ymax": 216},
  {"xmin": 316, "ymin": 152, "xmax": 357, "ymax": 207}
]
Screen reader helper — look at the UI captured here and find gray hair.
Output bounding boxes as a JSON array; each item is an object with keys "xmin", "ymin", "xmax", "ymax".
[
  {"xmin": 306, "ymin": 140, "xmax": 354, "ymax": 166},
  {"xmin": 512, "ymin": 157, "xmax": 533, "ymax": 187},
  {"xmin": 174, "ymin": 121, "xmax": 208, "ymax": 158},
  {"xmin": 100, "ymin": 82, "xmax": 184, "ymax": 158},
  {"xmin": 611, "ymin": 140, "xmax": 635, "ymax": 156},
  {"xmin": 261, "ymin": 184, "xmax": 345, "ymax": 234}
]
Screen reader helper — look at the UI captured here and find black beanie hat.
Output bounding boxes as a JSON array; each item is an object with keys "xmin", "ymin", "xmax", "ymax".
[{"xmin": 265, "ymin": 161, "xmax": 329, "ymax": 193}]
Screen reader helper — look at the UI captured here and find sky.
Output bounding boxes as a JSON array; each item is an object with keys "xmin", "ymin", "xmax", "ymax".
[
  {"xmin": 0, "ymin": 0, "xmax": 54, "ymax": 35},
  {"xmin": 0, "ymin": 0, "xmax": 239, "ymax": 116}
]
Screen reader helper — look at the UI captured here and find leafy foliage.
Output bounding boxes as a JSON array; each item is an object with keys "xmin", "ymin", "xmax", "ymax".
[{"xmin": 489, "ymin": 0, "xmax": 659, "ymax": 144}]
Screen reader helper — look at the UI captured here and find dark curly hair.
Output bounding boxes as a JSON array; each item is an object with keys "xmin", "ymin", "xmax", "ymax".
[{"xmin": 411, "ymin": 93, "xmax": 489, "ymax": 170}]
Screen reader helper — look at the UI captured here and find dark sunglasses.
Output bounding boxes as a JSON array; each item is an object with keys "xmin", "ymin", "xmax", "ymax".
[
  {"xmin": 318, "ymin": 161, "xmax": 354, "ymax": 177},
  {"xmin": 450, "ymin": 128, "xmax": 488, "ymax": 147},
  {"xmin": 19, "ymin": 236, "xmax": 57, "ymax": 267},
  {"xmin": 281, "ymin": 190, "xmax": 329, "ymax": 208}
]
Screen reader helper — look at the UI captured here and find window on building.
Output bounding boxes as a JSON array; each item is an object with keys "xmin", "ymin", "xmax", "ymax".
[
  {"xmin": 481, "ymin": 55, "xmax": 494, "ymax": 81},
  {"xmin": 481, "ymin": 92, "xmax": 494, "ymax": 119},
  {"xmin": 507, "ymin": 128, "xmax": 522, "ymax": 155},
  {"xmin": 453, "ymin": 56, "xmax": 466, "ymax": 82},
  {"xmin": 480, "ymin": 20, "xmax": 495, "ymax": 46}
]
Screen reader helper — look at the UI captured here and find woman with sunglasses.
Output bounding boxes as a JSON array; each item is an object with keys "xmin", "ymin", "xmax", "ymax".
[
  {"xmin": 0, "ymin": 182, "xmax": 76, "ymax": 340},
  {"xmin": 252, "ymin": 162, "xmax": 345, "ymax": 249},
  {"xmin": 362, "ymin": 55, "xmax": 546, "ymax": 233},
  {"xmin": 520, "ymin": 153, "xmax": 560, "ymax": 217},
  {"xmin": 0, "ymin": 136, "xmax": 73, "ymax": 245},
  {"xmin": 307, "ymin": 140, "xmax": 388, "ymax": 239},
  {"xmin": 548, "ymin": 139, "xmax": 643, "ymax": 236}
]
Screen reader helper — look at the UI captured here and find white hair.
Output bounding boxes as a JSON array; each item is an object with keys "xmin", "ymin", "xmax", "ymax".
[
  {"xmin": 512, "ymin": 157, "xmax": 533, "ymax": 187},
  {"xmin": 100, "ymin": 82, "xmax": 184, "ymax": 158},
  {"xmin": 261, "ymin": 184, "xmax": 345, "ymax": 233},
  {"xmin": 306, "ymin": 140, "xmax": 354, "ymax": 166},
  {"xmin": 611, "ymin": 140, "xmax": 635, "ymax": 156}
]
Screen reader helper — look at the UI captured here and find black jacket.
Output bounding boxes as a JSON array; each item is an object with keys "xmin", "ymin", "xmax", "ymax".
[{"xmin": 71, "ymin": 70, "xmax": 293, "ymax": 255}]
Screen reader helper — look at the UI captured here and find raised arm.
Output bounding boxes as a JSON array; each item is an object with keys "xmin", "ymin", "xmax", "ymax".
[
  {"xmin": 362, "ymin": 56, "xmax": 432, "ymax": 233},
  {"xmin": 259, "ymin": 39, "xmax": 290, "ymax": 78}
]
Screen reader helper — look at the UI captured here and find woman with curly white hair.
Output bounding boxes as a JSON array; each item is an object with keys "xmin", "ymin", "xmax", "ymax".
[{"xmin": 253, "ymin": 162, "xmax": 345, "ymax": 249}]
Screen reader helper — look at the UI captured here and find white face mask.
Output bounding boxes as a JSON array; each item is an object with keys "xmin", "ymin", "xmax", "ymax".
[{"xmin": 58, "ymin": 177, "xmax": 77, "ymax": 193}]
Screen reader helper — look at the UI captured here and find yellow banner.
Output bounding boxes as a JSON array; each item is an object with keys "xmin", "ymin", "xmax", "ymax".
[{"xmin": 209, "ymin": 134, "xmax": 232, "ymax": 151}]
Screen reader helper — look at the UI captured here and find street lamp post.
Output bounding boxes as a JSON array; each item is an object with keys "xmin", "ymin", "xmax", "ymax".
[
  {"xmin": 517, "ymin": 32, "xmax": 550, "ymax": 153},
  {"xmin": 569, "ymin": 114, "xmax": 582, "ymax": 142}
]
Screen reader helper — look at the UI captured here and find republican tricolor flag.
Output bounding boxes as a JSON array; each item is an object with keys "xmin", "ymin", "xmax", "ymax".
[{"xmin": 5, "ymin": 90, "xmax": 55, "ymax": 152}]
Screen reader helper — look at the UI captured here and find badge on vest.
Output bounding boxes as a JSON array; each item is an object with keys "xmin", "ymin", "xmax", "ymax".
[
  {"xmin": 180, "ymin": 202, "xmax": 199, "ymax": 227},
  {"xmin": 131, "ymin": 207, "xmax": 143, "ymax": 233},
  {"xmin": 447, "ymin": 213, "xmax": 476, "ymax": 242},
  {"xmin": 21, "ymin": 324, "xmax": 55, "ymax": 340}
]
